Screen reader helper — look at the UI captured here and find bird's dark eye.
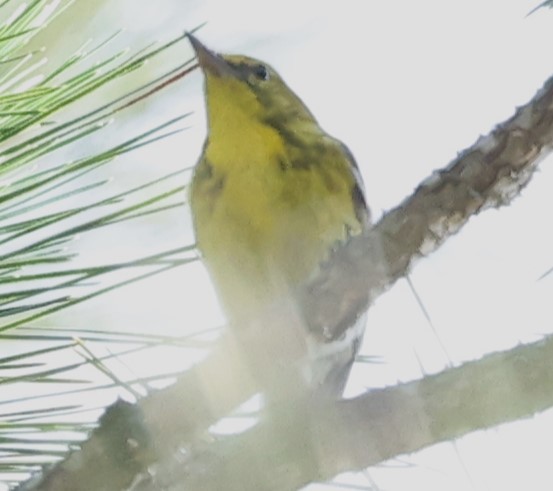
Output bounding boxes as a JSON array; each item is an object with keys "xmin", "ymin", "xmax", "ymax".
[{"xmin": 253, "ymin": 64, "xmax": 269, "ymax": 81}]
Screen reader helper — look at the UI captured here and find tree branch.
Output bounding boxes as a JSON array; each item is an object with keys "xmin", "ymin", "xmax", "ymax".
[
  {"xmin": 303, "ymin": 73, "xmax": 552, "ymax": 339},
  {"xmin": 145, "ymin": 333, "xmax": 553, "ymax": 491}
]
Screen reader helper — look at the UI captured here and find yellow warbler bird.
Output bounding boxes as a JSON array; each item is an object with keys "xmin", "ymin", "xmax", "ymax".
[{"xmin": 188, "ymin": 34, "xmax": 370, "ymax": 397}]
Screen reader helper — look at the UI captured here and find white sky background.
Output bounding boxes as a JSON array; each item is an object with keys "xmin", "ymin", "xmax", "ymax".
[{"xmin": 6, "ymin": 0, "xmax": 553, "ymax": 490}]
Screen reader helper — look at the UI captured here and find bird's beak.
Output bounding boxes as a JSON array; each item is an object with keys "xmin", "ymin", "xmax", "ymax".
[{"xmin": 186, "ymin": 33, "xmax": 236, "ymax": 78}]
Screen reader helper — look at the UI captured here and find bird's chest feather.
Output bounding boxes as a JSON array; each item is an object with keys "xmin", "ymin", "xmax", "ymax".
[{"xmin": 192, "ymin": 153, "xmax": 354, "ymax": 288}]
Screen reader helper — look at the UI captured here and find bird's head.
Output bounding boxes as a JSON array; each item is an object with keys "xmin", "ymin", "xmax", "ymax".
[{"xmin": 187, "ymin": 33, "xmax": 316, "ymax": 133}]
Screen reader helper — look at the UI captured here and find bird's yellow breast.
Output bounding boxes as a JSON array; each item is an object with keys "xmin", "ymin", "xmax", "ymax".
[{"xmin": 190, "ymin": 117, "xmax": 360, "ymax": 320}]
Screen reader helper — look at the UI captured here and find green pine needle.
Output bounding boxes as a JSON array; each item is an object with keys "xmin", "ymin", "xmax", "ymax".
[{"xmin": 0, "ymin": 0, "xmax": 207, "ymax": 484}]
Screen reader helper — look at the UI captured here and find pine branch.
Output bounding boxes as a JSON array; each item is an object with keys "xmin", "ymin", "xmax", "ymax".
[
  {"xmin": 0, "ymin": 2, "xmax": 203, "ymax": 483},
  {"xmin": 153, "ymin": 334, "xmax": 553, "ymax": 491}
]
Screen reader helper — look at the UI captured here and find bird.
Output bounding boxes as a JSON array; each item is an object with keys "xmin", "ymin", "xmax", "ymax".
[{"xmin": 187, "ymin": 33, "xmax": 370, "ymax": 399}]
